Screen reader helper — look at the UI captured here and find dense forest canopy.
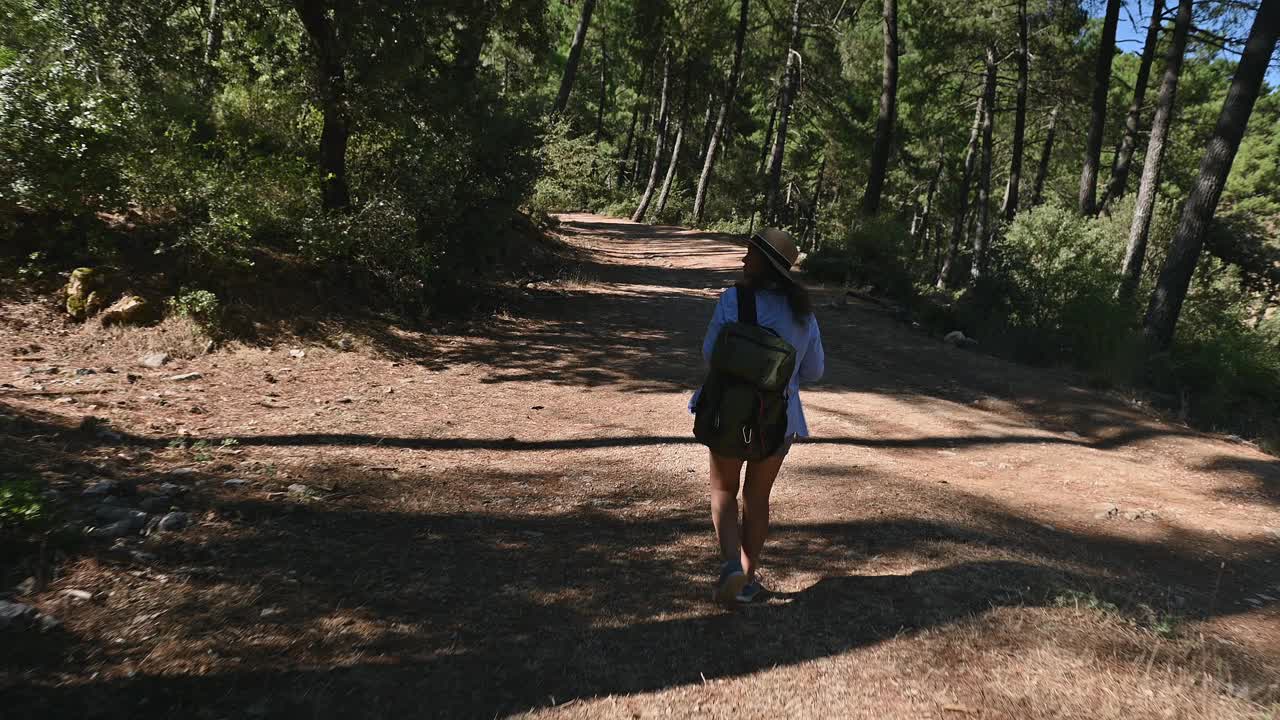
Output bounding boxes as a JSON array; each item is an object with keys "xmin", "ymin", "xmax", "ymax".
[{"xmin": 1, "ymin": 0, "xmax": 1278, "ymax": 445}]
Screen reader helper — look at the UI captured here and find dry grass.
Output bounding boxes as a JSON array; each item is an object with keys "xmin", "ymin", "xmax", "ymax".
[{"xmin": 63, "ymin": 314, "xmax": 213, "ymax": 363}]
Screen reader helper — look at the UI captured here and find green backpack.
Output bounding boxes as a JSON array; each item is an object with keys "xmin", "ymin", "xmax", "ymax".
[{"xmin": 693, "ymin": 285, "xmax": 797, "ymax": 460}]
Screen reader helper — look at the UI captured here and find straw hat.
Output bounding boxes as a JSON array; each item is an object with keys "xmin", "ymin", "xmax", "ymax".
[{"xmin": 747, "ymin": 227, "xmax": 800, "ymax": 283}]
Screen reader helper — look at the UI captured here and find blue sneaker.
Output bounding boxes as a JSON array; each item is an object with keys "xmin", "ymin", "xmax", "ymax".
[
  {"xmin": 714, "ymin": 561, "xmax": 748, "ymax": 604},
  {"xmin": 735, "ymin": 580, "xmax": 768, "ymax": 604}
]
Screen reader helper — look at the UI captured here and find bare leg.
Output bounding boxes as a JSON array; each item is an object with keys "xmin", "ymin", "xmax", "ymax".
[
  {"xmin": 741, "ymin": 451, "xmax": 785, "ymax": 582},
  {"xmin": 708, "ymin": 451, "xmax": 745, "ymax": 566}
]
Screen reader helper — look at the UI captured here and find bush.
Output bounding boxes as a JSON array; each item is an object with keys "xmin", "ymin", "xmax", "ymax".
[
  {"xmin": 1153, "ymin": 260, "xmax": 1280, "ymax": 439},
  {"xmin": 167, "ymin": 288, "xmax": 222, "ymax": 334},
  {"xmin": 528, "ymin": 118, "xmax": 616, "ymax": 218},
  {"xmin": 986, "ymin": 204, "xmax": 1133, "ymax": 369},
  {"xmin": 803, "ymin": 215, "xmax": 915, "ymax": 302},
  {"xmin": 0, "ymin": 478, "xmax": 48, "ymax": 532},
  {"xmin": 0, "ymin": 44, "xmax": 137, "ymax": 217},
  {"xmin": 704, "ymin": 214, "xmax": 754, "ymax": 235}
]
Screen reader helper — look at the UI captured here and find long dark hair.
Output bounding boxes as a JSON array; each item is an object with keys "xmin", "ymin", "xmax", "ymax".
[{"xmin": 763, "ymin": 262, "xmax": 813, "ymax": 324}]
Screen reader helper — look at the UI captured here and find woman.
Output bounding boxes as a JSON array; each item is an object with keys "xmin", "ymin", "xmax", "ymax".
[{"xmin": 691, "ymin": 227, "xmax": 824, "ymax": 604}]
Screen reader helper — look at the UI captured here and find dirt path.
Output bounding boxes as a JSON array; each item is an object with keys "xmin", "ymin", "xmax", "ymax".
[{"xmin": 2, "ymin": 214, "xmax": 1279, "ymax": 718}]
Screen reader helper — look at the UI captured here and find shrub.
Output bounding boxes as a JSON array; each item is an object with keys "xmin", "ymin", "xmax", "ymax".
[
  {"xmin": 1153, "ymin": 260, "xmax": 1280, "ymax": 439},
  {"xmin": 0, "ymin": 478, "xmax": 48, "ymax": 532},
  {"xmin": 529, "ymin": 118, "xmax": 616, "ymax": 218},
  {"xmin": 987, "ymin": 204, "xmax": 1133, "ymax": 369},
  {"xmin": 167, "ymin": 288, "xmax": 222, "ymax": 333},
  {"xmin": 803, "ymin": 215, "xmax": 915, "ymax": 302}
]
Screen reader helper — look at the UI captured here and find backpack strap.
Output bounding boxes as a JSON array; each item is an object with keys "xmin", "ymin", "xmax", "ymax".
[{"xmin": 735, "ymin": 284, "xmax": 757, "ymax": 326}]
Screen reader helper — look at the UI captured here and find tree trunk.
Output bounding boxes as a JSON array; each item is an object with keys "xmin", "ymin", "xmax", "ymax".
[
  {"xmin": 1078, "ymin": 0, "xmax": 1122, "ymax": 216},
  {"xmin": 616, "ymin": 54, "xmax": 655, "ymax": 189},
  {"xmin": 1118, "ymin": 0, "xmax": 1192, "ymax": 302},
  {"xmin": 938, "ymin": 92, "xmax": 984, "ymax": 289},
  {"xmin": 554, "ymin": 0, "xmax": 598, "ymax": 114},
  {"xmin": 1143, "ymin": 0, "xmax": 1279, "ymax": 350},
  {"xmin": 293, "ymin": 0, "xmax": 350, "ymax": 211},
  {"xmin": 861, "ymin": 0, "xmax": 898, "ymax": 215},
  {"xmin": 654, "ymin": 121, "xmax": 685, "ymax": 218},
  {"xmin": 633, "ymin": 53, "xmax": 672, "ymax": 221},
  {"xmin": 693, "ymin": 0, "xmax": 751, "ymax": 225},
  {"xmin": 452, "ymin": 8, "xmax": 493, "ymax": 85},
  {"xmin": 1030, "ymin": 105, "xmax": 1059, "ymax": 207},
  {"xmin": 914, "ymin": 146, "xmax": 944, "ymax": 253},
  {"xmin": 697, "ymin": 91, "xmax": 715, "ymax": 166},
  {"xmin": 655, "ymin": 70, "xmax": 693, "ymax": 217},
  {"xmin": 634, "ymin": 73, "xmax": 657, "ymax": 189},
  {"xmin": 971, "ymin": 47, "xmax": 998, "ymax": 282},
  {"xmin": 1099, "ymin": 0, "xmax": 1165, "ymax": 212},
  {"xmin": 764, "ymin": 0, "xmax": 804, "ymax": 224},
  {"xmin": 808, "ymin": 153, "xmax": 827, "ymax": 250},
  {"xmin": 1000, "ymin": 0, "xmax": 1029, "ymax": 221},
  {"xmin": 594, "ymin": 40, "xmax": 608, "ymax": 142},
  {"xmin": 204, "ymin": 0, "xmax": 223, "ymax": 71},
  {"xmin": 757, "ymin": 84, "xmax": 780, "ymax": 177}
]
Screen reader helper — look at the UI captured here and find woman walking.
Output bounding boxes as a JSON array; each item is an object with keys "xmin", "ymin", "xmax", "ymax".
[{"xmin": 691, "ymin": 227, "xmax": 824, "ymax": 604}]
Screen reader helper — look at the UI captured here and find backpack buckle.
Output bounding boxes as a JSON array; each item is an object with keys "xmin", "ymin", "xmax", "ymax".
[{"xmin": 742, "ymin": 427, "xmax": 753, "ymax": 445}]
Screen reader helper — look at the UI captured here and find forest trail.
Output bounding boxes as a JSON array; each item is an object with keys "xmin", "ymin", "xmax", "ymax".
[{"xmin": 3, "ymin": 214, "xmax": 1278, "ymax": 718}]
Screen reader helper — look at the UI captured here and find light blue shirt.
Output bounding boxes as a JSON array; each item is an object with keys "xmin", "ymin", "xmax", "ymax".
[{"xmin": 689, "ymin": 286, "xmax": 825, "ymax": 438}]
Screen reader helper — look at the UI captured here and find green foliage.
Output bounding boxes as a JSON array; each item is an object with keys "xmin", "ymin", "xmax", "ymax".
[
  {"xmin": 1052, "ymin": 589, "xmax": 1181, "ymax": 638},
  {"xmin": 704, "ymin": 214, "xmax": 754, "ymax": 236},
  {"xmin": 167, "ymin": 287, "xmax": 221, "ymax": 333},
  {"xmin": 804, "ymin": 216, "xmax": 915, "ymax": 302},
  {"xmin": 1155, "ymin": 264, "xmax": 1280, "ymax": 439},
  {"xmin": 1, "ymin": 0, "xmax": 547, "ymax": 316},
  {"xmin": 0, "ymin": 478, "xmax": 48, "ymax": 531},
  {"xmin": 529, "ymin": 119, "xmax": 616, "ymax": 218},
  {"xmin": 988, "ymin": 205, "xmax": 1131, "ymax": 369}
]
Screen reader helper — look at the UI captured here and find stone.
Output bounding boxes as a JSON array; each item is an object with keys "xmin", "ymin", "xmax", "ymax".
[
  {"xmin": 0, "ymin": 601, "xmax": 39, "ymax": 631},
  {"xmin": 75, "ymin": 368, "xmax": 96, "ymax": 376},
  {"xmin": 158, "ymin": 512, "xmax": 190, "ymax": 531},
  {"xmin": 82, "ymin": 480, "xmax": 118, "ymax": 498},
  {"xmin": 61, "ymin": 589, "xmax": 93, "ymax": 602},
  {"xmin": 289, "ymin": 349, "xmax": 306, "ymax": 359},
  {"xmin": 288, "ymin": 483, "xmax": 318, "ymax": 498},
  {"xmin": 64, "ymin": 267, "xmax": 101, "ymax": 320},
  {"xmin": 223, "ymin": 479, "xmax": 250, "ymax": 488},
  {"xmin": 139, "ymin": 353, "xmax": 170, "ymax": 369},
  {"xmin": 157, "ymin": 482, "xmax": 188, "ymax": 495},
  {"xmin": 87, "ymin": 519, "xmax": 139, "ymax": 538},
  {"xmin": 85, "ymin": 290, "xmax": 108, "ymax": 317},
  {"xmin": 38, "ymin": 615, "xmax": 62, "ymax": 632},
  {"xmin": 129, "ymin": 550, "xmax": 157, "ymax": 563},
  {"xmin": 943, "ymin": 330, "xmax": 978, "ymax": 348},
  {"xmin": 139, "ymin": 496, "xmax": 172, "ymax": 513},
  {"xmin": 100, "ymin": 295, "xmax": 154, "ymax": 327},
  {"xmin": 167, "ymin": 372, "xmax": 203, "ymax": 382},
  {"xmin": 336, "ymin": 337, "xmax": 354, "ymax": 351},
  {"xmin": 94, "ymin": 506, "xmax": 148, "ymax": 529},
  {"xmin": 1093, "ymin": 503, "xmax": 1121, "ymax": 520}
]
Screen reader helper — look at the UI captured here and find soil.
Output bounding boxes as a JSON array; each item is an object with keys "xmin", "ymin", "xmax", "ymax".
[{"xmin": 1, "ymin": 214, "xmax": 1278, "ymax": 719}]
